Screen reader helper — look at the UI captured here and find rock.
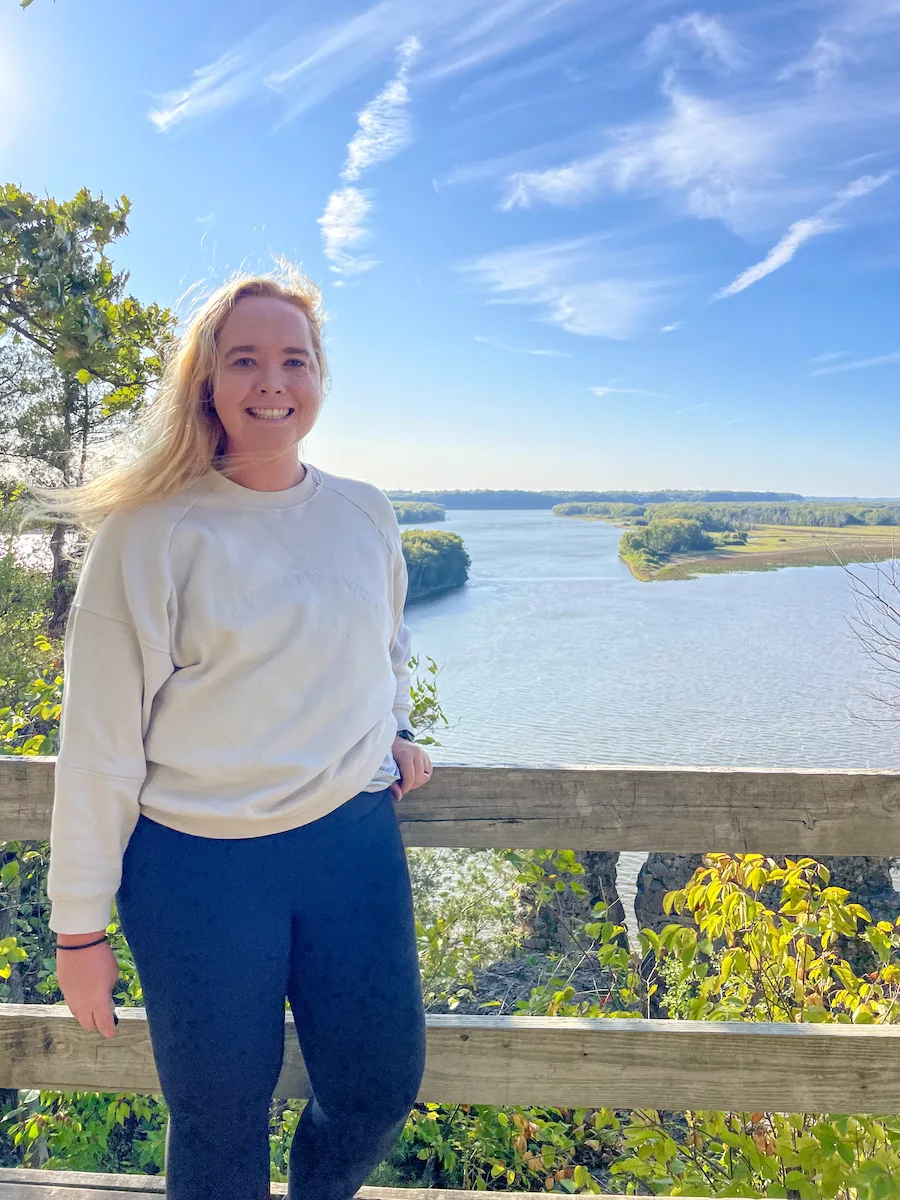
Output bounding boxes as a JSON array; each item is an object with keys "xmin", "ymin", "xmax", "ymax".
[
  {"xmin": 634, "ymin": 854, "xmax": 703, "ymax": 934},
  {"xmin": 512, "ymin": 851, "xmax": 626, "ymax": 956},
  {"xmin": 425, "ymin": 952, "xmax": 614, "ymax": 1015}
]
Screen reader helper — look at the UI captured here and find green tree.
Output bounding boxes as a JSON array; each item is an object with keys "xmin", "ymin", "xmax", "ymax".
[
  {"xmin": 392, "ymin": 501, "xmax": 446, "ymax": 524},
  {"xmin": 0, "ymin": 184, "xmax": 176, "ymax": 634},
  {"xmin": 401, "ymin": 529, "xmax": 470, "ymax": 600}
]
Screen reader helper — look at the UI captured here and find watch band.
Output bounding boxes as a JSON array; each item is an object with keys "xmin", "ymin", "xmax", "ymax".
[{"xmin": 396, "ymin": 728, "xmax": 416, "ymax": 742}]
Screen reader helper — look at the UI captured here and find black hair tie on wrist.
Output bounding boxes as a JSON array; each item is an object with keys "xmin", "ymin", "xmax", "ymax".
[{"xmin": 56, "ymin": 936, "xmax": 108, "ymax": 951}]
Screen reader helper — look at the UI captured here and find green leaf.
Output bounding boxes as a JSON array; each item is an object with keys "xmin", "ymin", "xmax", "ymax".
[{"xmin": 76, "ymin": 368, "xmax": 92, "ymax": 384}]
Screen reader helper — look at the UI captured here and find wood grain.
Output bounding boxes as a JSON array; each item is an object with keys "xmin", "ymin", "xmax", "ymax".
[
  {"xmin": 0, "ymin": 1169, "xmax": 742, "ymax": 1198},
  {"xmin": 7, "ymin": 758, "xmax": 900, "ymax": 854},
  {"xmin": 1, "ymin": 1006, "xmax": 898, "ymax": 1114}
]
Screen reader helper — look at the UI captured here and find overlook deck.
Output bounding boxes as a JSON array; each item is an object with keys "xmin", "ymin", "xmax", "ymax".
[{"xmin": 1, "ymin": 758, "xmax": 899, "ymax": 1196}]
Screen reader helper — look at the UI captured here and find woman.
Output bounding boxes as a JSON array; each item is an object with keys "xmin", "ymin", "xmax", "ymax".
[{"xmin": 35, "ymin": 271, "xmax": 433, "ymax": 1200}]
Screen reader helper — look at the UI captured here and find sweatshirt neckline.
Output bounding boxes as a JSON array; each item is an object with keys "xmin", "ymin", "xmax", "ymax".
[{"xmin": 201, "ymin": 461, "xmax": 322, "ymax": 510}]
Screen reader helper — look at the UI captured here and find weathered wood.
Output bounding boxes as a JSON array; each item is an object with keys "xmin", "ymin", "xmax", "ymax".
[
  {"xmin": 0, "ymin": 760, "xmax": 56, "ymax": 841},
  {"xmin": 0, "ymin": 1188, "xmax": 141, "ymax": 1199},
  {"xmin": 0, "ymin": 1176, "xmax": 166, "ymax": 1194},
  {"xmin": 7, "ymin": 759, "xmax": 900, "ymax": 854},
  {"xmin": 1, "ymin": 1005, "xmax": 899, "ymax": 1114},
  {"xmin": 0, "ymin": 1186, "xmax": 161, "ymax": 1200},
  {"xmin": 395, "ymin": 764, "xmax": 900, "ymax": 855},
  {"xmin": 0, "ymin": 1170, "xmax": 739, "ymax": 1198}
]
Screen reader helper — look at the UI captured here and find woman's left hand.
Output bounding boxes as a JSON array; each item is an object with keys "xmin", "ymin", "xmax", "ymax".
[{"xmin": 390, "ymin": 736, "xmax": 433, "ymax": 799}]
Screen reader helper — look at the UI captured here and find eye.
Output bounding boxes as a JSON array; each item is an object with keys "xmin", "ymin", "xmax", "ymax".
[
  {"xmin": 285, "ymin": 358, "xmax": 307, "ymax": 368},
  {"xmin": 231, "ymin": 357, "xmax": 256, "ymax": 368}
]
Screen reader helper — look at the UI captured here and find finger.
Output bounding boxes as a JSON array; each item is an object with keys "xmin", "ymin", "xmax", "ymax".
[
  {"xmin": 94, "ymin": 1003, "xmax": 117, "ymax": 1040},
  {"xmin": 390, "ymin": 781, "xmax": 402, "ymax": 801},
  {"xmin": 409, "ymin": 766, "xmax": 430, "ymax": 792},
  {"xmin": 404, "ymin": 762, "xmax": 418, "ymax": 791},
  {"xmin": 416, "ymin": 756, "xmax": 433, "ymax": 789},
  {"xmin": 72, "ymin": 1007, "xmax": 99, "ymax": 1034}
]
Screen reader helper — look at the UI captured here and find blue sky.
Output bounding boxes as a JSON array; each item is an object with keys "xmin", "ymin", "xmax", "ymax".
[{"xmin": 4, "ymin": 0, "xmax": 899, "ymax": 494}]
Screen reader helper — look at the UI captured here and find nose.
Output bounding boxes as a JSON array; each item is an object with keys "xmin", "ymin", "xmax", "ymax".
[{"xmin": 255, "ymin": 364, "xmax": 287, "ymax": 395}]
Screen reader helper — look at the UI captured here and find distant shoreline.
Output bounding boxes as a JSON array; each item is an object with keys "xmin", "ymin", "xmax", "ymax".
[
  {"xmin": 569, "ymin": 515, "xmax": 899, "ymax": 581},
  {"xmin": 652, "ymin": 526, "xmax": 899, "ymax": 582}
]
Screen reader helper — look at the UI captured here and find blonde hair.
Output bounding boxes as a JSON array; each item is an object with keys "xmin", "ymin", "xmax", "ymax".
[{"xmin": 21, "ymin": 268, "xmax": 329, "ymax": 537}]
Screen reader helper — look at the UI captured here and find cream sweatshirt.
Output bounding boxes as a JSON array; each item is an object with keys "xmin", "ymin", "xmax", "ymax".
[{"xmin": 47, "ymin": 463, "xmax": 413, "ymax": 934}]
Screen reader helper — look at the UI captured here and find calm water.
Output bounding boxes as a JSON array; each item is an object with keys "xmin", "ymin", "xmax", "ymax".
[
  {"xmin": 405, "ymin": 510, "xmax": 896, "ymax": 771},
  {"xmin": 404, "ymin": 511, "xmax": 899, "ymax": 932}
]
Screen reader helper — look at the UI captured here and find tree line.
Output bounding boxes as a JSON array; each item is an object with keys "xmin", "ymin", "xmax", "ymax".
[
  {"xmin": 387, "ymin": 488, "xmax": 803, "ymax": 510},
  {"xmin": 555, "ymin": 500, "xmax": 900, "ymax": 529},
  {"xmin": 392, "ymin": 501, "xmax": 445, "ymax": 524}
]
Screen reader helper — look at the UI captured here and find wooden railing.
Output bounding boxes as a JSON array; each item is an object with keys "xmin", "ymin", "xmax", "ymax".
[{"xmin": 0, "ymin": 759, "xmax": 899, "ymax": 1196}]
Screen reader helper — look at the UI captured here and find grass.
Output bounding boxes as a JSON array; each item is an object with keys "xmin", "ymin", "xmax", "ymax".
[{"xmin": 652, "ymin": 524, "xmax": 900, "ymax": 582}]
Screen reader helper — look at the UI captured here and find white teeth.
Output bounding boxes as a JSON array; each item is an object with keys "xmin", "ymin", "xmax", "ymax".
[{"xmin": 248, "ymin": 408, "xmax": 292, "ymax": 419}]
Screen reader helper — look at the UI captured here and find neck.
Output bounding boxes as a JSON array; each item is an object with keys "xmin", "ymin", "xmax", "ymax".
[{"xmin": 218, "ymin": 448, "xmax": 307, "ymax": 493}]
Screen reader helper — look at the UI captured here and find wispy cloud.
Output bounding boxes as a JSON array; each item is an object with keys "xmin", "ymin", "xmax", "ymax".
[
  {"xmin": 779, "ymin": 36, "xmax": 848, "ymax": 88},
  {"xmin": 148, "ymin": 0, "xmax": 600, "ymax": 134},
  {"xmin": 417, "ymin": 0, "xmax": 603, "ymax": 83},
  {"xmin": 475, "ymin": 335, "xmax": 571, "ymax": 358},
  {"xmin": 675, "ymin": 402, "xmax": 707, "ymax": 415},
  {"xmin": 449, "ymin": 15, "xmax": 899, "ymax": 245},
  {"xmin": 808, "ymin": 350, "xmax": 850, "ymax": 365},
  {"xmin": 317, "ymin": 188, "xmax": 378, "ymax": 276},
  {"xmin": 645, "ymin": 12, "xmax": 747, "ymax": 72},
  {"xmin": 150, "ymin": 51, "xmax": 254, "ymax": 132},
  {"xmin": 458, "ymin": 236, "xmax": 671, "ymax": 340},
  {"xmin": 726, "ymin": 417, "xmax": 743, "ymax": 425},
  {"xmin": 342, "ymin": 36, "xmax": 421, "ymax": 181},
  {"xmin": 589, "ymin": 385, "xmax": 666, "ymax": 397},
  {"xmin": 712, "ymin": 215, "xmax": 838, "ymax": 300},
  {"xmin": 660, "ymin": 321, "xmax": 683, "ymax": 332},
  {"xmin": 810, "ymin": 350, "xmax": 900, "ymax": 376},
  {"xmin": 779, "ymin": 0, "xmax": 900, "ymax": 90},
  {"xmin": 500, "ymin": 77, "xmax": 777, "ymax": 224},
  {"xmin": 320, "ymin": 37, "xmax": 422, "ymax": 277},
  {"xmin": 712, "ymin": 171, "xmax": 894, "ymax": 300}
]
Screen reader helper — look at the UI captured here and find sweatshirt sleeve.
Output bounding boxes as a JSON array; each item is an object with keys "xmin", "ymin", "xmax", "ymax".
[
  {"xmin": 389, "ymin": 533, "xmax": 414, "ymax": 737},
  {"xmin": 48, "ymin": 510, "xmax": 176, "ymax": 934}
]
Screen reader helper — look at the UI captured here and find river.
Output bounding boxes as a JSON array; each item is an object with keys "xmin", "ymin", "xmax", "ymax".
[{"xmin": 403, "ymin": 510, "xmax": 899, "ymax": 937}]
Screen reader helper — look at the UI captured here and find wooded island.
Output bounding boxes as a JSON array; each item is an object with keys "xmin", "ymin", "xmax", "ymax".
[{"xmin": 554, "ymin": 500, "xmax": 900, "ymax": 580}]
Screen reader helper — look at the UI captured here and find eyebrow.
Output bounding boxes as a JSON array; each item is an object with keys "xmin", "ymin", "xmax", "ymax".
[{"xmin": 224, "ymin": 344, "xmax": 311, "ymax": 356}]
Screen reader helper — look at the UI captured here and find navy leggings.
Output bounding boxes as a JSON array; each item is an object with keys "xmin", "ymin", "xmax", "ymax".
[{"xmin": 116, "ymin": 786, "xmax": 427, "ymax": 1200}]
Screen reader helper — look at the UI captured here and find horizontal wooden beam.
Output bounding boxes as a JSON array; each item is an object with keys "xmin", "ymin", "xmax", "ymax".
[
  {"xmin": 1, "ymin": 1006, "xmax": 898, "ymax": 1114},
  {"xmin": 6, "ymin": 759, "xmax": 900, "ymax": 855},
  {"xmin": 0, "ymin": 1169, "xmax": 739, "ymax": 1200}
]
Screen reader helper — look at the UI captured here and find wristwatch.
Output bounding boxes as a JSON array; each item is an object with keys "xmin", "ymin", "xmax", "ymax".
[{"xmin": 396, "ymin": 728, "xmax": 416, "ymax": 742}]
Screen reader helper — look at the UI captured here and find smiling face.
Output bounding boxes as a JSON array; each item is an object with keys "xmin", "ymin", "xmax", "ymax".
[{"xmin": 211, "ymin": 295, "xmax": 323, "ymax": 463}]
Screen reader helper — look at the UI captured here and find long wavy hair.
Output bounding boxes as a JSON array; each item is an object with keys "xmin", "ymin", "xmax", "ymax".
[{"xmin": 21, "ymin": 268, "xmax": 329, "ymax": 537}]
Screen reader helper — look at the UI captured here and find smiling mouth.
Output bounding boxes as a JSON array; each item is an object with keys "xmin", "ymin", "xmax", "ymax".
[{"xmin": 246, "ymin": 407, "xmax": 295, "ymax": 420}]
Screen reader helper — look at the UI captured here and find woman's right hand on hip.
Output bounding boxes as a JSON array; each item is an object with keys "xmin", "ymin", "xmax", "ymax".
[{"xmin": 56, "ymin": 937, "xmax": 120, "ymax": 1039}]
